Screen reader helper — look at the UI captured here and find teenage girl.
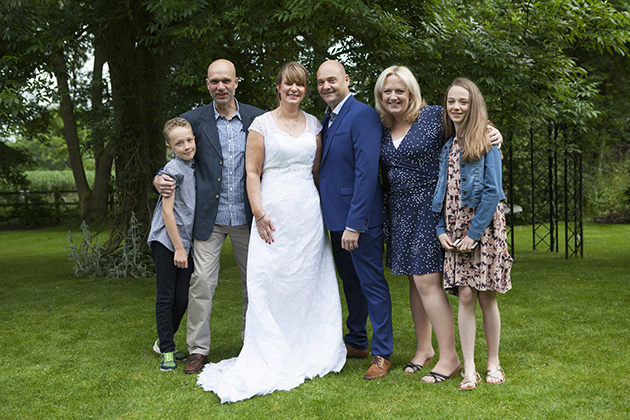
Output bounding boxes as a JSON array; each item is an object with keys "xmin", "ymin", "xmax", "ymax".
[{"xmin": 432, "ymin": 77, "xmax": 513, "ymax": 390}]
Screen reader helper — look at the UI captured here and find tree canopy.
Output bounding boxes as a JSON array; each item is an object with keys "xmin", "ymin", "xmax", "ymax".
[{"xmin": 1, "ymin": 0, "xmax": 629, "ymax": 243}]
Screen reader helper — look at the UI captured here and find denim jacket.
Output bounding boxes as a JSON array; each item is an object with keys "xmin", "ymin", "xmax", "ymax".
[{"xmin": 432, "ymin": 137, "xmax": 505, "ymax": 241}]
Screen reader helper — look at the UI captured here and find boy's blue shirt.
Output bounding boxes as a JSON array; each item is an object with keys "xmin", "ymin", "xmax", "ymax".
[
  {"xmin": 147, "ymin": 156, "xmax": 196, "ymax": 253},
  {"xmin": 432, "ymin": 137, "xmax": 505, "ymax": 241}
]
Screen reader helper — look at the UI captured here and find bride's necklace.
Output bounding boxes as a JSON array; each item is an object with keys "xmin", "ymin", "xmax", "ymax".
[{"xmin": 278, "ymin": 110, "xmax": 300, "ymax": 132}]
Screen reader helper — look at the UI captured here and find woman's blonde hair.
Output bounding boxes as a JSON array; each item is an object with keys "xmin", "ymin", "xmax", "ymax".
[
  {"xmin": 443, "ymin": 77, "xmax": 491, "ymax": 161},
  {"xmin": 275, "ymin": 61, "xmax": 309, "ymax": 105},
  {"xmin": 374, "ymin": 66, "xmax": 426, "ymax": 128}
]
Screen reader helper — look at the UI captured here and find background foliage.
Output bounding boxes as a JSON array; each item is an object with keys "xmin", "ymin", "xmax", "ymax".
[{"xmin": 1, "ymin": 0, "xmax": 630, "ymax": 236}]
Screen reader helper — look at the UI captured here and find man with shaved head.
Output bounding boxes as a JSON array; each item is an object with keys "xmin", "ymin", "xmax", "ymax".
[
  {"xmin": 154, "ymin": 59, "xmax": 264, "ymax": 374},
  {"xmin": 316, "ymin": 60, "xmax": 394, "ymax": 379}
]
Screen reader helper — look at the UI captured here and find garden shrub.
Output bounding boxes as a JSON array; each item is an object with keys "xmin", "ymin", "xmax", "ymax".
[
  {"xmin": 584, "ymin": 159, "xmax": 630, "ymax": 222},
  {"xmin": 67, "ymin": 212, "xmax": 152, "ymax": 278}
]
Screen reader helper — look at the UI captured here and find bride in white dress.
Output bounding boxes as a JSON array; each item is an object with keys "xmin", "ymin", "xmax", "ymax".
[{"xmin": 197, "ymin": 62, "xmax": 346, "ymax": 403}]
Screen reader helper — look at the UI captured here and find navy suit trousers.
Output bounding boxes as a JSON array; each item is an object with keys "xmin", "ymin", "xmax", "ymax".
[{"xmin": 330, "ymin": 227, "xmax": 393, "ymax": 359}]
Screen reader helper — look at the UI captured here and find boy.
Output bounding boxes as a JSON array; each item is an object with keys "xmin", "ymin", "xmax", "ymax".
[{"xmin": 147, "ymin": 117, "xmax": 196, "ymax": 371}]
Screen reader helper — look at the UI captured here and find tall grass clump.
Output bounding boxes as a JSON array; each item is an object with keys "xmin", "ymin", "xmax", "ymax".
[
  {"xmin": 26, "ymin": 169, "xmax": 95, "ymax": 191},
  {"xmin": 0, "ymin": 170, "xmax": 96, "ymax": 192}
]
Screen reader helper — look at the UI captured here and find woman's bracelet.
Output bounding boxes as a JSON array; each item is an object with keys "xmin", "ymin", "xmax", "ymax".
[{"xmin": 255, "ymin": 213, "xmax": 266, "ymax": 222}]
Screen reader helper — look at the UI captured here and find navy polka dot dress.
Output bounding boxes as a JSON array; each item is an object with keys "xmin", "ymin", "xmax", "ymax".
[{"xmin": 380, "ymin": 105, "xmax": 445, "ymax": 275}]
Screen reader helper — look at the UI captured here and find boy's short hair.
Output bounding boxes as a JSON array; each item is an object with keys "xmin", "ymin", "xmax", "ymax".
[{"xmin": 163, "ymin": 117, "xmax": 192, "ymax": 145}]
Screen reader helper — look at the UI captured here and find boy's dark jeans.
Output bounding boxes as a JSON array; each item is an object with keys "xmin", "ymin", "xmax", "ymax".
[{"xmin": 151, "ymin": 241, "xmax": 193, "ymax": 353}]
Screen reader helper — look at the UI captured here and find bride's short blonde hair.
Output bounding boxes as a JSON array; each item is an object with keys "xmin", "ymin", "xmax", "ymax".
[{"xmin": 275, "ymin": 62, "xmax": 309, "ymax": 104}]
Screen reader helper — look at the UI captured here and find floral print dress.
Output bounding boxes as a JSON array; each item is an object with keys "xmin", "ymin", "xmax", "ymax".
[{"xmin": 443, "ymin": 138, "xmax": 513, "ymax": 295}]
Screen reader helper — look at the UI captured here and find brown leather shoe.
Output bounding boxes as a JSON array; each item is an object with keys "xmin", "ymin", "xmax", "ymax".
[
  {"xmin": 345, "ymin": 343, "xmax": 369, "ymax": 359},
  {"xmin": 364, "ymin": 356, "xmax": 391, "ymax": 380},
  {"xmin": 184, "ymin": 353, "xmax": 207, "ymax": 374}
]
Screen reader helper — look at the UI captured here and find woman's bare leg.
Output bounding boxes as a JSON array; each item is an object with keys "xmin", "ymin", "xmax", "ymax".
[
  {"xmin": 415, "ymin": 272, "xmax": 461, "ymax": 382},
  {"xmin": 479, "ymin": 290, "xmax": 502, "ymax": 381},
  {"xmin": 458, "ymin": 286, "xmax": 478, "ymax": 376},
  {"xmin": 407, "ymin": 275, "xmax": 435, "ymax": 365}
]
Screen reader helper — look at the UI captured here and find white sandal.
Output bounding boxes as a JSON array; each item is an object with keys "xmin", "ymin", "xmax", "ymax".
[
  {"xmin": 486, "ymin": 366, "xmax": 506, "ymax": 384},
  {"xmin": 458, "ymin": 371, "xmax": 481, "ymax": 390}
]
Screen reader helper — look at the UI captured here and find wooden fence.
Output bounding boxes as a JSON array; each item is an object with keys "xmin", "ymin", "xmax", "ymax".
[{"xmin": 0, "ymin": 190, "xmax": 80, "ymax": 225}]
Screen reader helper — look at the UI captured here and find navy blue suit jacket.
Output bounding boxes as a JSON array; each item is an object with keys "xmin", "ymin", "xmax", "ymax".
[
  {"xmin": 181, "ymin": 102, "xmax": 264, "ymax": 240},
  {"xmin": 319, "ymin": 95, "xmax": 384, "ymax": 232}
]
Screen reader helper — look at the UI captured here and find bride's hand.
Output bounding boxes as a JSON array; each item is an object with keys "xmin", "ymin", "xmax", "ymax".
[{"xmin": 256, "ymin": 214, "xmax": 275, "ymax": 244}]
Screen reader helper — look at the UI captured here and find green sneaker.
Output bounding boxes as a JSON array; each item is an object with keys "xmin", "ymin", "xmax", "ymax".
[
  {"xmin": 153, "ymin": 339, "xmax": 188, "ymax": 361},
  {"xmin": 160, "ymin": 352, "xmax": 177, "ymax": 371}
]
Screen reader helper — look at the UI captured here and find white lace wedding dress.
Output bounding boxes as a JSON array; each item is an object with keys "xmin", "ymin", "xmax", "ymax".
[{"xmin": 197, "ymin": 111, "xmax": 346, "ymax": 403}]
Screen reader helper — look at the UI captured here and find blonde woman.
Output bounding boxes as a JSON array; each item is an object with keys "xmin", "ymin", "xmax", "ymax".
[{"xmin": 375, "ymin": 66, "xmax": 502, "ymax": 383}]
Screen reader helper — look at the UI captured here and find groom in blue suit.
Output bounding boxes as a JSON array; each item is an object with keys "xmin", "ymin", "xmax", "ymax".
[{"xmin": 316, "ymin": 60, "xmax": 393, "ymax": 380}]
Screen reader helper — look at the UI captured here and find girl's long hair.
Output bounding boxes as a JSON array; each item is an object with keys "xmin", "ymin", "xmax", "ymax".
[{"xmin": 443, "ymin": 78, "xmax": 491, "ymax": 161}]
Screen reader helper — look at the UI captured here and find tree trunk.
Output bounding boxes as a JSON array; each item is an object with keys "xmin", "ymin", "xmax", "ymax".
[
  {"xmin": 51, "ymin": 50, "xmax": 94, "ymax": 221},
  {"xmin": 99, "ymin": 0, "xmax": 168, "ymax": 250},
  {"xmin": 90, "ymin": 43, "xmax": 115, "ymax": 221}
]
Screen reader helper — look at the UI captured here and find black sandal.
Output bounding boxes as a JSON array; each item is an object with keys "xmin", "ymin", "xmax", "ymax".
[
  {"xmin": 404, "ymin": 362, "xmax": 423, "ymax": 374},
  {"xmin": 422, "ymin": 365, "xmax": 462, "ymax": 383},
  {"xmin": 403, "ymin": 356, "xmax": 433, "ymax": 374}
]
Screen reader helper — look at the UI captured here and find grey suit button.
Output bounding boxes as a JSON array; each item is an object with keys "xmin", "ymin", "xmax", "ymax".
[
  {"xmin": 218, "ymin": 178, "xmax": 221, "ymax": 181},
  {"xmin": 219, "ymin": 161, "xmax": 223, "ymax": 165},
  {"xmin": 215, "ymin": 195, "xmax": 219, "ymax": 199}
]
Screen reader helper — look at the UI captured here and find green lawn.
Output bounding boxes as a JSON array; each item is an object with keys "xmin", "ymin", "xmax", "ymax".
[{"xmin": 0, "ymin": 224, "xmax": 628, "ymax": 419}]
